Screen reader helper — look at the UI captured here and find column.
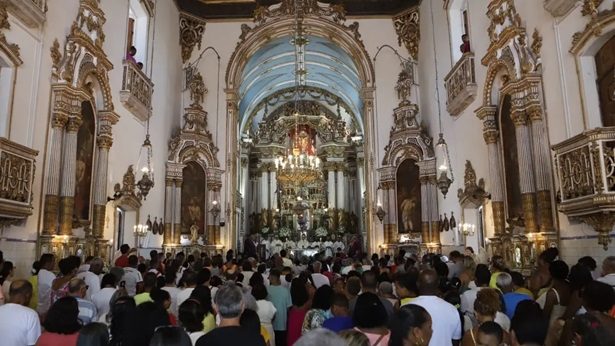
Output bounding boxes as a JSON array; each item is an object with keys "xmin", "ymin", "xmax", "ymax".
[
  {"xmin": 92, "ymin": 136, "xmax": 112, "ymax": 238},
  {"xmin": 428, "ymin": 176, "xmax": 440, "ymax": 246},
  {"xmin": 513, "ymin": 112, "xmax": 538, "ymax": 234},
  {"xmin": 173, "ymin": 180, "xmax": 182, "ymax": 244},
  {"xmin": 336, "ymin": 169, "xmax": 345, "ymax": 211},
  {"xmin": 478, "ymin": 106, "xmax": 506, "ymax": 235},
  {"xmin": 270, "ymin": 170, "xmax": 277, "ymax": 210},
  {"xmin": 59, "ymin": 117, "xmax": 82, "ymax": 236},
  {"xmin": 260, "ymin": 169, "xmax": 268, "ymax": 211},
  {"xmin": 327, "ymin": 168, "xmax": 336, "ymax": 209},
  {"xmin": 420, "ymin": 177, "xmax": 430, "ymax": 244},
  {"xmin": 43, "ymin": 114, "xmax": 67, "ymax": 235},
  {"xmin": 529, "ymin": 108, "xmax": 554, "ymax": 232},
  {"xmin": 164, "ymin": 179, "xmax": 174, "ymax": 245},
  {"xmin": 382, "ymin": 181, "xmax": 397, "ymax": 244}
]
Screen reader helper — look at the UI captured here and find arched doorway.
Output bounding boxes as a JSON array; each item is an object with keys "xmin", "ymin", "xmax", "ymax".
[{"xmin": 224, "ymin": 1, "xmax": 377, "ymax": 253}]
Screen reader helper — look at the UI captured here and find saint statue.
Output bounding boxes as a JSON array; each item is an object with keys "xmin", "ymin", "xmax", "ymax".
[
  {"xmin": 190, "ymin": 224, "xmax": 199, "ymax": 244},
  {"xmin": 400, "ymin": 195, "xmax": 416, "ymax": 232}
]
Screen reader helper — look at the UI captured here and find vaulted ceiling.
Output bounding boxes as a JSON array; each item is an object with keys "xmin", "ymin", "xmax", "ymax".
[{"xmin": 177, "ymin": 0, "xmax": 420, "ymax": 20}]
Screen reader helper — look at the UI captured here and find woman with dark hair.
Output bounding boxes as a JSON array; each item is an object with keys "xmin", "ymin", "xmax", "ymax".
[
  {"xmin": 131, "ymin": 301, "xmax": 170, "ymax": 346},
  {"xmin": 389, "ymin": 304, "xmax": 432, "ymax": 346},
  {"xmin": 461, "ymin": 288, "xmax": 510, "ymax": 345},
  {"xmin": 563, "ymin": 264, "xmax": 593, "ymax": 319},
  {"xmin": 76, "ymin": 322, "xmax": 109, "ymax": 346},
  {"xmin": 188, "ymin": 285, "xmax": 216, "ymax": 333},
  {"xmin": 302, "ymin": 284, "xmax": 333, "ymax": 334},
  {"xmin": 531, "ymin": 247, "xmax": 559, "ymax": 299},
  {"xmin": 179, "ymin": 299, "xmax": 205, "ymax": 345},
  {"xmin": 352, "ymin": 292, "xmax": 390, "ymax": 345},
  {"xmin": 240, "ymin": 308, "xmax": 270, "ymax": 346},
  {"xmin": 149, "ymin": 326, "xmax": 191, "ymax": 346},
  {"xmin": 542, "ymin": 260, "xmax": 570, "ymax": 325},
  {"xmin": 151, "ymin": 288, "xmax": 176, "ymax": 325},
  {"xmin": 288, "ymin": 277, "xmax": 310, "ymax": 345},
  {"xmin": 37, "ymin": 297, "xmax": 82, "ymax": 346},
  {"xmin": 109, "ymin": 296, "xmax": 137, "ymax": 346},
  {"xmin": 51, "ymin": 257, "xmax": 78, "ymax": 305},
  {"xmin": 252, "ymin": 283, "xmax": 276, "ymax": 345},
  {"xmin": 0, "ymin": 261, "xmax": 14, "ymax": 298},
  {"xmin": 28, "ymin": 261, "xmax": 41, "ymax": 310}
]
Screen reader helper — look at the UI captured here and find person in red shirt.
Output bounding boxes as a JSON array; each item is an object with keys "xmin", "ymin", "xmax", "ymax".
[{"xmin": 114, "ymin": 244, "xmax": 130, "ymax": 268}]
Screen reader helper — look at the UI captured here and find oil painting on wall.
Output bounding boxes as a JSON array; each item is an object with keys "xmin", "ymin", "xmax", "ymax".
[
  {"xmin": 74, "ymin": 101, "xmax": 96, "ymax": 223},
  {"xmin": 181, "ymin": 161, "xmax": 206, "ymax": 238},
  {"xmin": 396, "ymin": 159, "xmax": 421, "ymax": 234}
]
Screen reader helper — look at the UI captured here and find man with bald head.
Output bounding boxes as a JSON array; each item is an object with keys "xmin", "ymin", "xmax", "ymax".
[
  {"xmin": 0, "ymin": 280, "xmax": 41, "ymax": 345},
  {"xmin": 407, "ymin": 269, "xmax": 461, "ymax": 346},
  {"xmin": 77, "ymin": 257, "xmax": 103, "ymax": 300}
]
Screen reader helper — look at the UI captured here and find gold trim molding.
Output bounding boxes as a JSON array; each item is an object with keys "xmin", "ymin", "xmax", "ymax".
[
  {"xmin": 0, "ymin": 1, "xmax": 22, "ymax": 66},
  {"xmin": 179, "ymin": 12, "xmax": 206, "ymax": 64},
  {"xmin": 570, "ymin": 1, "xmax": 615, "ymax": 54},
  {"xmin": 392, "ymin": 7, "xmax": 420, "ymax": 61}
]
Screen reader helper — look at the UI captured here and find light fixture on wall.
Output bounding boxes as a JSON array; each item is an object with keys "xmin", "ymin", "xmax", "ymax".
[
  {"xmin": 210, "ymin": 200, "xmax": 221, "ymax": 221},
  {"xmin": 136, "ymin": 118, "xmax": 154, "ymax": 200},
  {"xmin": 429, "ymin": 0, "xmax": 454, "ymax": 198},
  {"xmin": 461, "ymin": 223, "xmax": 476, "ymax": 237},
  {"xmin": 133, "ymin": 223, "xmax": 149, "ymax": 248}
]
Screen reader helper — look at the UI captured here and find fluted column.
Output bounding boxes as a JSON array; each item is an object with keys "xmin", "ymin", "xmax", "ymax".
[
  {"xmin": 173, "ymin": 180, "xmax": 182, "ymax": 244},
  {"xmin": 478, "ymin": 106, "xmax": 506, "ymax": 235},
  {"xmin": 336, "ymin": 169, "xmax": 345, "ymax": 211},
  {"xmin": 327, "ymin": 169, "xmax": 336, "ymax": 209},
  {"xmin": 381, "ymin": 181, "xmax": 397, "ymax": 244},
  {"xmin": 59, "ymin": 117, "xmax": 82, "ymax": 235},
  {"xmin": 270, "ymin": 170, "xmax": 277, "ymax": 210},
  {"xmin": 529, "ymin": 108, "xmax": 554, "ymax": 232},
  {"xmin": 513, "ymin": 112, "xmax": 538, "ymax": 234},
  {"xmin": 420, "ymin": 177, "xmax": 430, "ymax": 244},
  {"xmin": 164, "ymin": 179, "xmax": 174, "ymax": 245},
  {"xmin": 92, "ymin": 136, "xmax": 112, "ymax": 238},
  {"xmin": 428, "ymin": 176, "xmax": 440, "ymax": 245},
  {"xmin": 260, "ymin": 169, "xmax": 268, "ymax": 211},
  {"xmin": 43, "ymin": 114, "xmax": 68, "ymax": 235}
]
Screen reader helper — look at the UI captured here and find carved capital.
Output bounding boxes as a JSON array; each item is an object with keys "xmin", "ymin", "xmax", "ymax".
[
  {"xmin": 179, "ymin": 12, "xmax": 206, "ymax": 64},
  {"xmin": 483, "ymin": 130, "xmax": 499, "ymax": 144},
  {"xmin": 512, "ymin": 111, "xmax": 529, "ymax": 127},
  {"xmin": 51, "ymin": 113, "xmax": 69, "ymax": 129},
  {"xmin": 97, "ymin": 136, "xmax": 113, "ymax": 149},
  {"xmin": 66, "ymin": 117, "xmax": 82, "ymax": 133},
  {"xmin": 393, "ymin": 7, "xmax": 420, "ymax": 61}
]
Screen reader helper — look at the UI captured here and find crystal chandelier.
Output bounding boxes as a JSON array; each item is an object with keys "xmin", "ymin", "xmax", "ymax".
[
  {"xmin": 136, "ymin": 118, "xmax": 154, "ymax": 200},
  {"xmin": 274, "ymin": 0, "xmax": 321, "ymax": 186}
]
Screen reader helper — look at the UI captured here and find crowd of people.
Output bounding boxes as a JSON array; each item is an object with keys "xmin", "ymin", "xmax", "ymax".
[{"xmin": 0, "ymin": 244, "xmax": 614, "ymax": 346}]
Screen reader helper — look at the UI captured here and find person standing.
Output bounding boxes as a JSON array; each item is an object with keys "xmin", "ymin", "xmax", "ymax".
[
  {"xmin": 77, "ymin": 257, "xmax": 103, "ymax": 301},
  {"xmin": 114, "ymin": 244, "xmax": 131, "ymax": 268},
  {"xmin": 37, "ymin": 254, "xmax": 56, "ymax": 317},
  {"xmin": 0, "ymin": 280, "xmax": 41, "ymax": 345},
  {"xmin": 267, "ymin": 269, "xmax": 292, "ymax": 346},
  {"xmin": 121, "ymin": 255, "xmax": 143, "ymax": 296},
  {"xmin": 67, "ymin": 278, "xmax": 98, "ymax": 325}
]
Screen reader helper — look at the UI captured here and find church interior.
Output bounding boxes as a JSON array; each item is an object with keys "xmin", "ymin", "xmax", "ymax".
[{"xmin": 0, "ymin": 0, "xmax": 615, "ymax": 278}]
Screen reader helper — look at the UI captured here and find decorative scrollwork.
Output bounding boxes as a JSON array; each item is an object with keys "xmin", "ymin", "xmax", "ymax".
[
  {"xmin": 179, "ymin": 12, "xmax": 206, "ymax": 64},
  {"xmin": 558, "ymin": 146, "xmax": 593, "ymax": 199},
  {"xmin": 393, "ymin": 7, "xmax": 420, "ymax": 61},
  {"xmin": 0, "ymin": 1, "xmax": 22, "ymax": 66}
]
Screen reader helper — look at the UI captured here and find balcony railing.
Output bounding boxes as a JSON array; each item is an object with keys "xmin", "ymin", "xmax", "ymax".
[
  {"xmin": 120, "ymin": 60, "xmax": 154, "ymax": 121},
  {"xmin": 5, "ymin": 0, "xmax": 47, "ymax": 28},
  {"xmin": 444, "ymin": 52, "xmax": 477, "ymax": 116},
  {"xmin": 0, "ymin": 137, "xmax": 38, "ymax": 223},
  {"xmin": 552, "ymin": 127, "xmax": 615, "ymax": 249}
]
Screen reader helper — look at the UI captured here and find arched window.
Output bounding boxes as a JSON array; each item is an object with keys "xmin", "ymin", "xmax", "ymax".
[
  {"xmin": 596, "ymin": 35, "xmax": 615, "ymax": 126},
  {"xmin": 447, "ymin": 0, "xmax": 471, "ymax": 63}
]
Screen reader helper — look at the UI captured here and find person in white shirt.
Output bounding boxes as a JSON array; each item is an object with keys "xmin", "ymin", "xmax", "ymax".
[
  {"xmin": 37, "ymin": 253, "xmax": 56, "ymax": 316},
  {"xmin": 77, "ymin": 257, "xmax": 103, "ymax": 300},
  {"xmin": 261, "ymin": 236, "xmax": 272, "ymax": 259},
  {"xmin": 298, "ymin": 234, "xmax": 310, "ymax": 250},
  {"xmin": 280, "ymin": 249, "xmax": 293, "ymax": 268},
  {"xmin": 410, "ymin": 269, "xmax": 461, "ymax": 346},
  {"xmin": 333, "ymin": 236, "xmax": 345, "ymax": 253},
  {"xmin": 91, "ymin": 273, "xmax": 117, "ymax": 322},
  {"xmin": 253, "ymin": 283, "xmax": 277, "ymax": 345},
  {"xmin": 177, "ymin": 271, "xmax": 198, "ymax": 307},
  {"xmin": 161, "ymin": 271, "xmax": 181, "ymax": 316},
  {"xmin": 0, "ymin": 280, "xmax": 41, "ymax": 346},
  {"xmin": 121, "ymin": 255, "xmax": 143, "ymax": 296},
  {"xmin": 598, "ymin": 256, "xmax": 615, "ymax": 288},
  {"xmin": 311, "ymin": 261, "xmax": 330, "ymax": 288},
  {"xmin": 241, "ymin": 260, "xmax": 255, "ymax": 287},
  {"xmin": 271, "ymin": 238, "xmax": 284, "ymax": 256}
]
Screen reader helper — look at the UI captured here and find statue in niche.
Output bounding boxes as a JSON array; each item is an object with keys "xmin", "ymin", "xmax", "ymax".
[
  {"xmin": 74, "ymin": 101, "xmax": 96, "ymax": 223},
  {"xmin": 397, "ymin": 159, "xmax": 421, "ymax": 233},
  {"xmin": 181, "ymin": 162, "xmax": 206, "ymax": 235},
  {"xmin": 190, "ymin": 223, "xmax": 199, "ymax": 244}
]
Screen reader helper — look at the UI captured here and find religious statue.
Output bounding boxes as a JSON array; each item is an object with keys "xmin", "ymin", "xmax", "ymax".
[
  {"xmin": 323, "ymin": 236, "xmax": 334, "ymax": 258},
  {"xmin": 188, "ymin": 197, "xmax": 202, "ymax": 224},
  {"xmin": 400, "ymin": 195, "xmax": 417, "ymax": 232},
  {"xmin": 190, "ymin": 223, "xmax": 199, "ymax": 244}
]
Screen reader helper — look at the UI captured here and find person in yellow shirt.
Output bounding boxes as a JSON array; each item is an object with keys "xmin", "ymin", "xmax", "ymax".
[
  {"xmin": 510, "ymin": 271, "xmax": 534, "ymax": 299},
  {"xmin": 489, "ymin": 256, "xmax": 507, "ymax": 289},
  {"xmin": 28, "ymin": 261, "xmax": 40, "ymax": 310},
  {"xmin": 134, "ymin": 273, "xmax": 157, "ymax": 305}
]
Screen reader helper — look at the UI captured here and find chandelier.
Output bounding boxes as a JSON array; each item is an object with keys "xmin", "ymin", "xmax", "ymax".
[
  {"xmin": 136, "ymin": 118, "xmax": 154, "ymax": 200},
  {"xmin": 274, "ymin": 0, "xmax": 321, "ymax": 186}
]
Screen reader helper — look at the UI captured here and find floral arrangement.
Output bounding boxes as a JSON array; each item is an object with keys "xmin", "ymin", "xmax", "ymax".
[
  {"xmin": 315, "ymin": 226, "xmax": 328, "ymax": 238},
  {"xmin": 261, "ymin": 226, "xmax": 270, "ymax": 235},
  {"xmin": 337, "ymin": 226, "xmax": 346, "ymax": 234},
  {"xmin": 278, "ymin": 227, "xmax": 291, "ymax": 239}
]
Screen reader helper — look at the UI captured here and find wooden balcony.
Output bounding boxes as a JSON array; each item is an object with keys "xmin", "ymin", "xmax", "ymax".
[
  {"xmin": 444, "ymin": 52, "xmax": 477, "ymax": 116},
  {"xmin": 552, "ymin": 127, "xmax": 615, "ymax": 249},
  {"xmin": 0, "ymin": 137, "xmax": 38, "ymax": 225},
  {"xmin": 120, "ymin": 60, "xmax": 154, "ymax": 121}
]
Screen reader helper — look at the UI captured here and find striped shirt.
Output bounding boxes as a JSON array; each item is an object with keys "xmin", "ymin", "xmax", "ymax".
[{"xmin": 76, "ymin": 297, "xmax": 98, "ymax": 325}]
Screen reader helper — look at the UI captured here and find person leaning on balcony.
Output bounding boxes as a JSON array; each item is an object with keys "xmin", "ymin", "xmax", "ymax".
[{"xmin": 460, "ymin": 34, "xmax": 471, "ymax": 54}]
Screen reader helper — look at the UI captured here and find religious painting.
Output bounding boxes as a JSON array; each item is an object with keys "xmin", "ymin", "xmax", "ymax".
[
  {"xmin": 181, "ymin": 162, "xmax": 206, "ymax": 240},
  {"xmin": 289, "ymin": 125, "xmax": 316, "ymax": 155},
  {"xmin": 500, "ymin": 95, "xmax": 523, "ymax": 221},
  {"xmin": 74, "ymin": 101, "xmax": 96, "ymax": 223},
  {"xmin": 396, "ymin": 159, "xmax": 421, "ymax": 233}
]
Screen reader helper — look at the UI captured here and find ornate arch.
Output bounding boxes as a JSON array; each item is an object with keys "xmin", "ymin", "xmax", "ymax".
[
  {"xmin": 41, "ymin": 0, "xmax": 119, "ymax": 262},
  {"xmin": 475, "ymin": 0, "xmax": 556, "ymax": 265}
]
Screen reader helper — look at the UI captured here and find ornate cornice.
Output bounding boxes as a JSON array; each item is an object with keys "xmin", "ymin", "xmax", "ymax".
[
  {"xmin": 179, "ymin": 12, "xmax": 206, "ymax": 64},
  {"xmin": 0, "ymin": 1, "xmax": 22, "ymax": 66},
  {"xmin": 393, "ymin": 7, "xmax": 420, "ymax": 61},
  {"xmin": 188, "ymin": 70, "xmax": 207, "ymax": 109},
  {"xmin": 570, "ymin": 1, "xmax": 615, "ymax": 54},
  {"xmin": 457, "ymin": 160, "xmax": 489, "ymax": 208}
]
